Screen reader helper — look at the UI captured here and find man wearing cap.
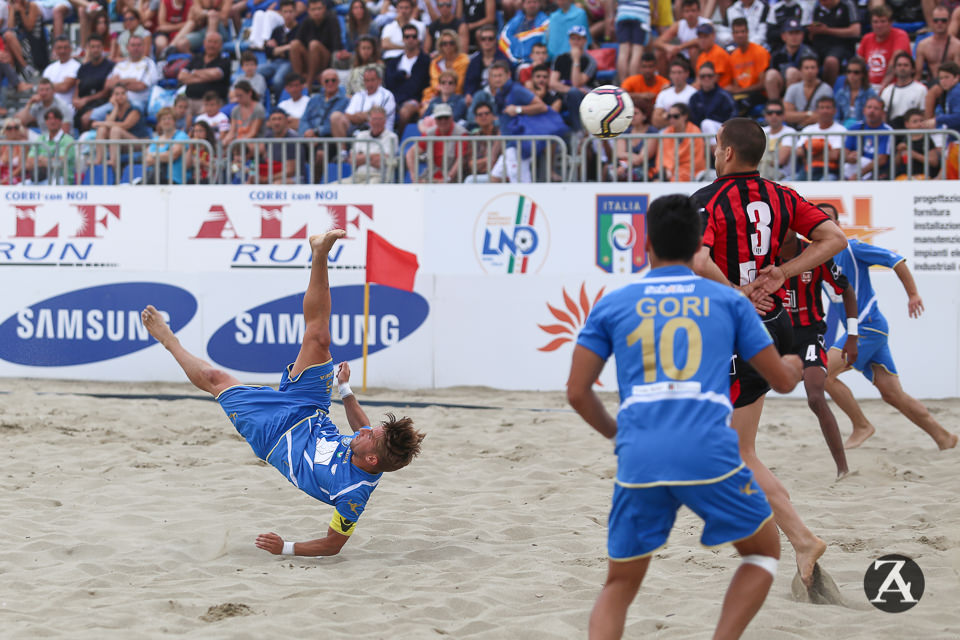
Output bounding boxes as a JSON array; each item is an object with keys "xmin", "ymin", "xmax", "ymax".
[
  {"xmin": 767, "ymin": 0, "xmax": 815, "ymax": 51},
  {"xmin": 694, "ymin": 23, "xmax": 733, "ymax": 89},
  {"xmin": 546, "ymin": 0, "xmax": 591, "ymax": 60},
  {"xmin": 405, "ymin": 102, "xmax": 468, "ymax": 183},
  {"xmin": 765, "ymin": 19, "xmax": 817, "ymax": 101}
]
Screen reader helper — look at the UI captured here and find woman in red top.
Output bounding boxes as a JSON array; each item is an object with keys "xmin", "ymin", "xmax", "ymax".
[{"xmin": 155, "ymin": 0, "xmax": 192, "ymax": 55}]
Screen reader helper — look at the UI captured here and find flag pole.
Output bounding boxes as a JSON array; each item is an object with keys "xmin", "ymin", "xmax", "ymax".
[{"xmin": 362, "ymin": 281, "xmax": 370, "ymax": 392}]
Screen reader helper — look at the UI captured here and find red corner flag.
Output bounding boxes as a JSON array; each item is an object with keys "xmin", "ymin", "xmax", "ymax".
[{"xmin": 365, "ymin": 230, "xmax": 419, "ymax": 291}]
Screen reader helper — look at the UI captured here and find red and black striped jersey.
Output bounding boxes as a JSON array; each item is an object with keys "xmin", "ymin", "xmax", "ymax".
[
  {"xmin": 693, "ymin": 171, "xmax": 830, "ymax": 286},
  {"xmin": 779, "ymin": 239, "xmax": 849, "ymax": 327}
]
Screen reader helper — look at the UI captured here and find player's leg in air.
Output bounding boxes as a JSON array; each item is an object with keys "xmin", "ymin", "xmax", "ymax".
[{"xmin": 824, "ymin": 348, "xmax": 876, "ymax": 448}]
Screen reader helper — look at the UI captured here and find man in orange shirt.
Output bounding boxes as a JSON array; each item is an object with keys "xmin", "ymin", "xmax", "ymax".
[
  {"xmin": 621, "ymin": 52, "xmax": 670, "ymax": 102},
  {"xmin": 728, "ymin": 17, "xmax": 769, "ymax": 110},
  {"xmin": 655, "ymin": 102, "xmax": 706, "ymax": 181},
  {"xmin": 695, "ymin": 23, "xmax": 733, "ymax": 88}
]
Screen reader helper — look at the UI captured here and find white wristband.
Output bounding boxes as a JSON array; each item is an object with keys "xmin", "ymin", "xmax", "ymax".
[
  {"xmin": 338, "ymin": 382, "xmax": 353, "ymax": 399},
  {"xmin": 282, "ymin": 540, "xmax": 295, "ymax": 555},
  {"xmin": 846, "ymin": 318, "xmax": 859, "ymax": 336}
]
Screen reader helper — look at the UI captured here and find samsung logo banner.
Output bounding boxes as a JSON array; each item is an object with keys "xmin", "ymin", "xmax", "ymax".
[
  {"xmin": 206, "ymin": 285, "xmax": 429, "ymax": 373},
  {"xmin": 0, "ymin": 283, "xmax": 197, "ymax": 366}
]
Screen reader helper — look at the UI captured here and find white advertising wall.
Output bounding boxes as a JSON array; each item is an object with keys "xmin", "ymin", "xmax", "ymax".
[{"xmin": 1, "ymin": 183, "xmax": 957, "ymax": 397}]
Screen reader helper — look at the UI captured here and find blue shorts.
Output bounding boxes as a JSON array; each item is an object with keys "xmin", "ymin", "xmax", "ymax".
[
  {"xmin": 216, "ymin": 360, "xmax": 335, "ymax": 460},
  {"xmin": 831, "ymin": 328, "xmax": 897, "ymax": 383},
  {"xmin": 615, "ymin": 19, "xmax": 648, "ymax": 45},
  {"xmin": 607, "ymin": 466, "xmax": 772, "ymax": 561}
]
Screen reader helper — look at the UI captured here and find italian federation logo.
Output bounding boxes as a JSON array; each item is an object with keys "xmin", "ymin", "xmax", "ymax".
[
  {"xmin": 475, "ymin": 193, "xmax": 550, "ymax": 274},
  {"xmin": 596, "ymin": 195, "xmax": 648, "ymax": 273}
]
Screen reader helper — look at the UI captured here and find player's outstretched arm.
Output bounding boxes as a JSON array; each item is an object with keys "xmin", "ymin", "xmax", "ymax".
[
  {"xmin": 747, "ymin": 345, "xmax": 802, "ymax": 394},
  {"xmin": 840, "ymin": 285, "xmax": 859, "ymax": 365},
  {"xmin": 745, "ymin": 221, "xmax": 847, "ymax": 302},
  {"xmin": 567, "ymin": 345, "xmax": 617, "ymax": 440},
  {"xmin": 337, "ymin": 362, "xmax": 371, "ymax": 433},
  {"xmin": 255, "ymin": 528, "xmax": 350, "ymax": 557},
  {"xmin": 893, "ymin": 261, "xmax": 924, "ymax": 318}
]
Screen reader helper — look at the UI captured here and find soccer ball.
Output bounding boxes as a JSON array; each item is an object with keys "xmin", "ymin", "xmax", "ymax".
[{"xmin": 579, "ymin": 86, "xmax": 634, "ymax": 139}]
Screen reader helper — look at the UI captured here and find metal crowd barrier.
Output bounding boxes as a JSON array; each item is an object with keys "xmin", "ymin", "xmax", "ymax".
[
  {"xmin": 65, "ymin": 139, "xmax": 217, "ymax": 185},
  {"xmin": 0, "ymin": 140, "xmax": 63, "ymax": 185},
  {"xmin": 400, "ymin": 134, "xmax": 568, "ymax": 184},
  {"xmin": 776, "ymin": 128, "xmax": 960, "ymax": 181},
  {"xmin": 226, "ymin": 137, "xmax": 392, "ymax": 185},
  {"xmin": 576, "ymin": 131, "xmax": 715, "ymax": 183}
]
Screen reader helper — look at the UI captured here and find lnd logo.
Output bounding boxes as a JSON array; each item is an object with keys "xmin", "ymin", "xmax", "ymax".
[{"xmin": 863, "ymin": 554, "xmax": 924, "ymax": 613}]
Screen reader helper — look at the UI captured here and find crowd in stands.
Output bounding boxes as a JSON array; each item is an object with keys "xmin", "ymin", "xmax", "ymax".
[{"xmin": 0, "ymin": 0, "xmax": 958, "ymax": 184}]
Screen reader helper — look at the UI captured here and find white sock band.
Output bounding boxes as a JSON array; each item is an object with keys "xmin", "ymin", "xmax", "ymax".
[
  {"xmin": 282, "ymin": 541, "xmax": 295, "ymax": 556},
  {"xmin": 742, "ymin": 554, "xmax": 778, "ymax": 578},
  {"xmin": 338, "ymin": 383, "xmax": 353, "ymax": 399}
]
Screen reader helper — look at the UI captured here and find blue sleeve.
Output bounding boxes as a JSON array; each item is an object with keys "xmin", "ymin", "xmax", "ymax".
[
  {"xmin": 936, "ymin": 89, "xmax": 960, "ymax": 128},
  {"xmin": 720, "ymin": 90, "xmax": 736, "ymax": 120},
  {"xmin": 297, "ymin": 97, "xmax": 318, "ymax": 135},
  {"xmin": 844, "ymin": 126, "xmax": 857, "ymax": 151},
  {"xmin": 731, "ymin": 293, "xmax": 773, "ymax": 361},
  {"xmin": 688, "ymin": 93, "xmax": 703, "ymax": 125},
  {"xmin": 510, "ymin": 84, "xmax": 536, "ymax": 106},
  {"xmin": 451, "ymin": 95, "xmax": 467, "ymax": 121},
  {"xmin": 576, "ymin": 297, "xmax": 613, "ymax": 360},
  {"xmin": 850, "ymin": 241, "xmax": 904, "ymax": 269},
  {"xmin": 464, "ymin": 55, "xmax": 482, "ymax": 96}
]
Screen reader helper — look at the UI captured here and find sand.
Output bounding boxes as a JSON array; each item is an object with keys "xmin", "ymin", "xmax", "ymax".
[{"xmin": 1, "ymin": 378, "xmax": 958, "ymax": 639}]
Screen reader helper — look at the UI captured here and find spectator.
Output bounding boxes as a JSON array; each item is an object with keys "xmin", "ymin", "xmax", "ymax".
[
  {"xmin": 688, "ymin": 61, "xmax": 735, "ymax": 135},
  {"xmin": 499, "ymin": 0, "xmax": 549, "ymax": 66},
  {"xmin": 607, "ymin": 0, "xmax": 650, "ymax": 82},
  {"xmin": 694, "ymin": 23, "xmax": 732, "ymax": 88},
  {"xmin": 546, "ymin": 0, "xmax": 590, "ymax": 60},
  {"xmin": 727, "ymin": 16, "xmax": 769, "ymax": 108},
  {"xmin": 843, "ymin": 95, "xmax": 893, "ymax": 180},
  {"xmin": 0, "ymin": 118, "xmax": 33, "ymax": 185},
  {"xmin": 405, "ymin": 102, "xmax": 467, "ymax": 182},
  {"xmin": 290, "ymin": 0, "xmax": 340, "ymax": 86},
  {"xmin": 621, "ymin": 51, "xmax": 669, "ymax": 102},
  {"xmin": 385, "ymin": 24, "xmax": 431, "ymax": 130},
  {"xmin": 424, "ymin": 69, "xmax": 468, "ymax": 119},
  {"xmin": 173, "ymin": 94, "xmax": 191, "ymax": 130},
  {"xmin": 332, "ymin": 66, "xmax": 398, "ymax": 135},
  {"xmin": 44, "ymin": 36, "xmax": 81, "ymax": 110},
  {"xmin": 463, "ymin": 23, "xmax": 509, "ymax": 110},
  {"xmin": 422, "ymin": 28, "xmax": 470, "ymax": 105},
  {"xmin": 5, "ymin": 0, "xmax": 48, "ymax": 76},
  {"xmin": 154, "ymin": 0, "xmax": 192, "ymax": 55},
  {"xmin": 260, "ymin": 0, "xmax": 299, "ymax": 95},
  {"xmin": 171, "ymin": 0, "xmax": 231, "ymax": 53},
  {"xmin": 339, "ymin": 105, "xmax": 397, "ymax": 182},
  {"xmin": 97, "ymin": 34, "xmax": 159, "ymax": 119},
  {"xmin": 253, "ymin": 109, "xmax": 299, "ymax": 184},
  {"xmin": 653, "ymin": 57, "xmax": 696, "ymax": 129},
  {"xmin": 91, "ymin": 84, "xmax": 150, "ymax": 166},
  {"xmin": 835, "ymin": 56, "xmax": 877, "ymax": 127},
  {"xmin": 36, "ymin": 0, "xmax": 74, "ymax": 40},
  {"xmin": 277, "ymin": 73, "xmax": 309, "ymax": 128},
  {"xmin": 518, "ymin": 41, "xmax": 548, "ymax": 85},
  {"xmin": 463, "ymin": 101, "xmax": 500, "ymax": 182},
  {"xmin": 144, "ymin": 106, "xmax": 189, "ymax": 183},
  {"xmin": 611, "ymin": 96, "xmax": 658, "ymax": 181},
  {"xmin": 653, "ymin": 0, "xmax": 711, "ymax": 63},
  {"xmin": 528, "ymin": 63, "xmax": 562, "ymax": 112},
  {"xmin": 880, "ymin": 52, "xmax": 927, "ymax": 129},
  {"xmin": 759, "ymin": 98, "xmax": 796, "ymax": 179},
  {"xmin": 895, "ymin": 108, "xmax": 940, "ymax": 179},
  {"xmin": 381, "ymin": 0, "xmax": 425, "ymax": 60},
  {"xmin": 344, "ymin": 0, "xmax": 378, "ymax": 58},
  {"xmin": 346, "ymin": 35, "xmax": 384, "ymax": 96},
  {"xmin": 856, "ymin": 4, "xmax": 909, "ymax": 92},
  {"xmin": 783, "ymin": 54, "xmax": 832, "ymax": 127},
  {"xmin": 799, "ymin": 94, "xmax": 845, "ymax": 180},
  {"xmin": 809, "ymin": 0, "xmax": 860, "ymax": 88},
  {"xmin": 25, "ymin": 107, "xmax": 75, "ymax": 184},
  {"xmin": 655, "ymin": 102, "xmax": 705, "ymax": 181},
  {"xmin": 462, "ymin": 0, "xmax": 495, "ymax": 49},
  {"xmin": 916, "ymin": 5, "xmax": 960, "ymax": 86},
  {"xmin": 18, "ymin": 78, "xmax": 74, "ymax": 132},
  {"xmin": 425, "ymin": 0, "xmax": 468, "ymax": 54},
  {"xmin": 765, "ymin": 19, "xmax": 815, "ymax": 100},
  {"xmin": 488, "ymin": 59, "xmax": 547, "ymax": 182},
  {"xmin": 195, "ymin": 90, "xmax": 231, "ymax": 138},
  {"xmin": 548, "ymin": 24, "xmax": 596, "ymax": 127},
  {"xmin": 222, "ymin": 79, "xmax": 265, "ymax": 146},
  {"xmin": 186, "ymin": 119, "xmax": 216, "ymax": 182},
  {"xmin": 726, "ymin": 0, "xmax": 769, "ymax": 50},
  {"xmin": 923, "ymin": 61, "xmax": 960, "ymax": 129},
  {"xmin": 113, "ymin": 9, "xmax": 153, "ymax": 62},
  {"xmin": 766, "ymin": 0, "xmax": 814, "ymax": 51},
  {"xmin": 233, "ymin": 50, "xmax": 269, "ymax": 101},
  {"xmin": 300, "ymin": 68, "xmax": 349, "ymax": 137},
  {"xmin": 74, "ymin": 35, "xmax": 115, "ymax": 131},
  {"xmin": 179, "ymin": 31, "xmax": 231, "ymax": 120}
]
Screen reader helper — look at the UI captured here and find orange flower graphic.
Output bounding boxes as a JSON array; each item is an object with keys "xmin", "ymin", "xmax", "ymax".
[{"xmin": 537, "ymin": 283, "xmax": 606, "ymax": 352}]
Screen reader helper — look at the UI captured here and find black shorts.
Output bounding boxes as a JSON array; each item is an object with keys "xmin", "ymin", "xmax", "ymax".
[
  {"xmin": 616, "ymin": 20, "xmax": 649, "ymax": 45},
  {"xmin": 730, "ymin": 307, "xmax": 793, "ymax": 408},
  {"xmin": 792, "ymin": 322, "xmax": 828, "ymax": 371}
]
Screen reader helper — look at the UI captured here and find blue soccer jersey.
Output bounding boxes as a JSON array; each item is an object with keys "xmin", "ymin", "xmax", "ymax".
[
  {"xmin": 833, "ymin": 238, "xmax": 905, "ymax": 334},
  {"xmin": 577, "ymin": 265, "xmax": 773, "ymax": 486}
]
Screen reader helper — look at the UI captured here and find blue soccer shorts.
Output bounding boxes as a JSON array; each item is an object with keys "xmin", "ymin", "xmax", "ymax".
[
  {"xmin": 216, "ymin": 360, "xmax": 335, "ymax": 460},
  {"xmin": 832, "ymin": 329, "xmax": 898, "ymax": 383},
  {"xmin": 607, "ymin": 466, "xmax": 773, "ymax": 561}
]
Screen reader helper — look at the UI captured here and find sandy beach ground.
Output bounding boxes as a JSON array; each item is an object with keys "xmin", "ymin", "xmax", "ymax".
[{"xmin": 1, "ymin": 378, "xmax": 958, "ymax": 639}]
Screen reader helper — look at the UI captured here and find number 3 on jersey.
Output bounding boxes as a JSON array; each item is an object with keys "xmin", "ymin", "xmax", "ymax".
[
  {"xmin": 739, "ymin": 201, "xmax": 772, "ymax": 284},
  {"xmin": 626, "ymin": 317, "xmax": 703, "ymax": 383}
]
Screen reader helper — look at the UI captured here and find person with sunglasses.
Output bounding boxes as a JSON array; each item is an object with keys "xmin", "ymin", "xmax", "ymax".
[
  {"xmin": 689, "ymin": 61, "xmax": 735, "ymax": 136},
  {"xmin": 758, "ymin": 98, "xmax": 796, "ymax": 179},
  {"xmin": 463, "ymin": 23, "xmax": 509, "ymax": 112},
  {"xmin": 112, "ymin": 9, "xmax": 152, "ymax": 61},
  {"xmin": 655, "ymin": 103, "xmax": 706, "ymax": 181},
  {"xmin": 462, "ymin": 0, "xmax": 494, "ymax": 49},
  {"xmin": 425, "ymin": 0, "xmax": 468, "ymax": 54},
  {"xmin": 384, "ymin": 24, "xmax": 431, "ymax": 132},
  {"xmin": 421, "ymin": 28, "xmax": 468, "ymax": 109},
  {"xmin": 381, "ymin": 0, "xmax": 425, "ymax": 60},
  {"xmin": 0, "ymin": 118, "xmax": 32, "ymax": 185},
  {"xmin": 916, "ymin": 5, "xmax": 960, "ymax": 86}
]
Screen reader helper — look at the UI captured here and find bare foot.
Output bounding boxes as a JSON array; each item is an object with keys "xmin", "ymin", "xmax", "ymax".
[
  {"xmin": 844, "ymin": 424, "xmax": 875, "ymax": 449},
  {"xmin": 836, "ymin": 468, "xmax": 849, "ymax": 481},
  {"xmin": 309, "ymin": 229, "xmax": 346, "ymax": 257},
  {"xmin": 795, "ymin": 536, "xmax": 827, "ymax": 589},
  {"xmin": 141, "ymin": 305, "xmax": 175, "ymax": 347},
  {"xmin": 939, "ymin": 432, "xmax": 958, "ymax": 451}
]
